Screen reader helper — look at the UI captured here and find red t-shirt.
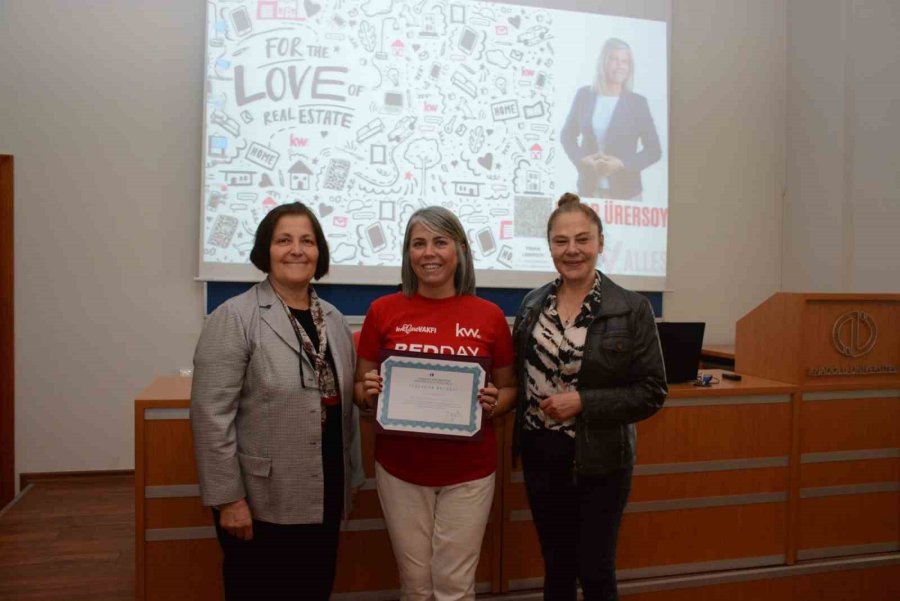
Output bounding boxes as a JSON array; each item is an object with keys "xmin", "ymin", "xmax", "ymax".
[{"xmin": 357, "ymin": 292, "xmax": 514, "ymax": 486}]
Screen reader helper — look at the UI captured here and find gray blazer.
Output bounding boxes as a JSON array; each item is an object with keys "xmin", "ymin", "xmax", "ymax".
[{"xmin": 190, "ymin": 278, "xmax": 365, "ymax": 525}]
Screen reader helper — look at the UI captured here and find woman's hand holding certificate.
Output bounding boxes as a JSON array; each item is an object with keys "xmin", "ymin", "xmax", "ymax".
[
  {"xmin": 359, "ymin": 369, "xmax": 383, "ymax": 411},
  {"xmin": 375, "ymin": 354, "xmax": 487, "ymax": 439}
]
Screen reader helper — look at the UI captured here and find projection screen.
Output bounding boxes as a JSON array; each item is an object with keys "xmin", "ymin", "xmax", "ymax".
[{"xmin": 199, "ymin": 0, "xmax": 670, "ymax": 290}]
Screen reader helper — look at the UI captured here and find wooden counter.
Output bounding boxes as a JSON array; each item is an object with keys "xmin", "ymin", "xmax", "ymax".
[
  {"xmin": 134, "ymin": 376, "xmax": 498, "ymax": 600},
  {"xmin": 138, "ymin": 371, "xmax": 889, "ymax": 599},
  {"xmin": 135, "ymin": 291, "xmax": 900, "ymax": 599},
  {"xmin": 500, "ymin": 370, "xmax": 798, "ymax": 590}
]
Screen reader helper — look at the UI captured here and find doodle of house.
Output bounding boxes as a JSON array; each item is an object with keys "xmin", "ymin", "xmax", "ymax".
[
  {"xmin": 526, "ymin": 170, "xmax": 542, "ymax": 194},
  {"xmin": 530, "ymin": 143, "xmax": 543, "ymax": 160},
  {"xmin": 421, "ymin": 14, "xmax": 439, "ymax": 37},
  {"xmin": 257, "ymin": 0, "xmax": 303, "ymax": 21},
  {"xmin": 453, "ymin": 181, "xmax": 481, "ymax": 197},
  {"xmin": 223, "ymin": 170, "xmax": 254, "ymax": 186},
  {"xmin": 262, "ymin": 196, "xmax": 278, "ymax": 210},
  {"xmin": 288, "ymin": 160, "xmax": 313, "ymax": 190},
  {"xmin": 391, "ymin": 39, "xmax": 405, "ymax": 57}
]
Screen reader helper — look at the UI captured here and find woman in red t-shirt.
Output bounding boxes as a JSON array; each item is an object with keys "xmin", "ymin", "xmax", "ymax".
[{"xmin": 355, "ymin": 206, "xmax": 517, "ymax": 600}]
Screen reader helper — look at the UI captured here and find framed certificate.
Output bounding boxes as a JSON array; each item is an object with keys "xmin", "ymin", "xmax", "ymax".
[{"xmin": 375, "ymin": 351, "xmax": 489, "ymax": 440}]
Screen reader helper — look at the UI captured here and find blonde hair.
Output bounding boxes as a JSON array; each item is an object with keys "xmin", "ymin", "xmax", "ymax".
[{"xmin": 593, "ymin": 38, "xmax": 634, "ymax": 96}]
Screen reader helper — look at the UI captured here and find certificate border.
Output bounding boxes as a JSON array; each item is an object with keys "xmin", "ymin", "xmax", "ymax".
[{"xmin": 378, "ymin": 357, "xmax": 484, "ymax": 435}]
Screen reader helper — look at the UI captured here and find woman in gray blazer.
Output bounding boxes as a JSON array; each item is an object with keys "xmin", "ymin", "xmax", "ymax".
[{"xmin": 191, "ymin": 202, "xmax": 365, "ymax": 600}]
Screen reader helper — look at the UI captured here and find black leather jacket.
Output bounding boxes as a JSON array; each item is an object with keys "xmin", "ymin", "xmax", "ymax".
[{"xmin": 512, "ymin": 272, "xmax": 668, "ymax": 476}]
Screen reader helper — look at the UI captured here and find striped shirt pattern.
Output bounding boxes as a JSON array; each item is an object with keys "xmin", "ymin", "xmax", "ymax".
[{"xmin": 523, "ymin": 275, "xmax": 603, "ymax": 437}]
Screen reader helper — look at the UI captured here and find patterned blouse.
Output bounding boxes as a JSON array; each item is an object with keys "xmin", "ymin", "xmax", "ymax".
[{"xmin": 523, "ymin": 273, "xmax": 603, "ymax": 437}]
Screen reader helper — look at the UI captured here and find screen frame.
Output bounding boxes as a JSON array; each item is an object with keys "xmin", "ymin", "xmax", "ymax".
[{"xmin": 197, "ymin": 0, "xmax": 672, "ymax": 292}]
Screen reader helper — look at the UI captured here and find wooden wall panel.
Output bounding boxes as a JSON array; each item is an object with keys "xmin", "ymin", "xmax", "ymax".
[
  {"xmin": 800, "ymin": 458, "xmax": 899, "ymax": 488},
  {"xmin": 624, "ymin": 578, "xmax": 793, "ymax": 601},
  {"xmin": 502, "ymin": 471, "xmax": 790, "ymax": 585},
  {"xmin": 500, "ymin": 521, "xmax": 544, "ymax": 583},
  {"xmin": 145, "ymin": 540, "xmax": 223, "ymax": 601},
  {"xmin": 803, "ymin": 301, "xmax": 900, "ymax": 387},
  {"xmin": 145, "ymin": 497, "xmax": 211, "ymax": 529},
  {"xmin": 860, "ymin": 564, "xmax": 900, "ymax": 600},
  {"xmin": 622, "ymin": 563, "xmax": 900, "ymax": 600},
  {"xmin": 800, "ymin": 398, "xmax": 900, "ymax": 452},
  {"xmin": 637, "ymin": 404, "xmax": 791, "ymax": 464},
  {"xmin": 795, "ymin": 565, "xmax": 900, "ymax": 601},
  {"xmin": 798, "ymin": 493, "xmax": 899, "ymax": 550},
  {"xmin": 791, "ymin": 569, "xmax": 865, "ymax": 601},
  {"xmin": 135, "ymin": 358, "xmax": 899, "ymax": 599},
  {"xmin": 0, "ymin": 155, "xmax": 13, "ymax": 509},
  {"xmin": 630, "ymin": 468, "xmax": 789, "ymax": 501},
  {"xmin": 617, "ymin": 504, "xmax": 787, "ymax": 568},
  {"xmin": 358, "ymin": 416, "xmax": 376, "ymax": 475},
  {"xmin": 349, "ymin": 488, "xmax": 383, "ymax": 519},
  {"xmin": 333, "ymin": 531, "xmax": 400, "ymax": 592},
  {"xmin": 475, "ymin": 525, "xmax": 496, "ymax": 584},
  {"xmin": 144, "ymin": 420, "xmax": 200, "ymax": 485},
  {"xmin": 141, "ymin": 497, "xmax": 496, "ymax": 595},
  {"xmin": 503, "ymin": 480, "xmax": 529, "ymax": 510},
  {"xmin": 334, "ymin": 523, "xmax": 495, "ymax": 593},
  {"xmin": 735, "ymin": 293, "xmax": 805, "ymax": 384},
  {"xmin": 506, "ymin": 469, "xmax": 790, "ymax": 508}
]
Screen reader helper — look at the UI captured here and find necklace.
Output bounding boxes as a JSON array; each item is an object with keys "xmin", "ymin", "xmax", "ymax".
[{"xmin": 556, "ymin": 298, "xmax": 582, "ymax": 328}]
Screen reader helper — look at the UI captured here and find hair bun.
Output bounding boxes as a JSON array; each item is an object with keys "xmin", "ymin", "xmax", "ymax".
[{"xmin": 557, "ymin": 192, "xmax": 581, "ymax": 208}]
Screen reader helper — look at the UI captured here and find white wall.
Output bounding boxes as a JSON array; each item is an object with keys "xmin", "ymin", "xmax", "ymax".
[
  {"xmin": 2, "ymin": 0, "xmax": 891, "ymax": 477},
  {"xmin": 1, "ymin": 1, "xmax": 206, "ymax": 480},
  {"xmin": 663, "ymin": 0, "xmax": 787, "ymax": 343},
  {"xmin": 784, "ymin": 0, "xmax": 900, "ymax": 292}
]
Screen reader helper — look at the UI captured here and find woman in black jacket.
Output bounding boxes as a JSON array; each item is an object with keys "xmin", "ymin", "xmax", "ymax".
[{"xmin": 512, "ymin": 192, "xmax": 667, "ymax": 600}]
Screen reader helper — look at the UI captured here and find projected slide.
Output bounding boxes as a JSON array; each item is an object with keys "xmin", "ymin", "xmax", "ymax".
[{"xmin": 201, "ymin": 0, "xmax": 668, "ymax": 286}]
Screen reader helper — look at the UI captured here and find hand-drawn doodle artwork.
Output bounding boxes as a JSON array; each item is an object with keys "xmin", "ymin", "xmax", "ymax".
[
  {"xmin": 403, "ymin": 138, "xmax": 442, "ymax": 195},
  {"xmin": 332, "ymin": 242, "xmax": 359, "ymax": 263},
  {"xmin": 200, "ymin": 0, "xmax": 669, "ymax": 280},
  {"xmin": 468, "ymin": 126, "xmax": 485, "ymax": 154},
  {"xmin": 288, "ymin": 160, "xmax": 314, "ymax": 191},
  {"xmin": 208, "ymin": 215, "xmax": 240, "ymax": 248},
  {"xmin": 359, "ymin": 21, "xmax": 378, "ymax": 53},
  {"xmin": 363, "ymin": 0, "xmax": 394, "ymax": 18},
  {"xmin": 323, "ymin": 158, "xmax": 351, "ymax": 190}
]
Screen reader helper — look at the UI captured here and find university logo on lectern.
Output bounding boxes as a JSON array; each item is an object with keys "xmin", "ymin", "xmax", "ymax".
[{"xmin": 832, "ymin": 311, "xmax": 877, "ymax": 358}]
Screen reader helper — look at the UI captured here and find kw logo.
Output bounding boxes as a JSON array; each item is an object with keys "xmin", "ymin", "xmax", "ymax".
[
  {"xmin": 455, "ymin": 323, "xmax": 481, "ymax": 339},
  {"xmin": 290, "ymin": 134, "xmax": 308, "ymax": 147}
]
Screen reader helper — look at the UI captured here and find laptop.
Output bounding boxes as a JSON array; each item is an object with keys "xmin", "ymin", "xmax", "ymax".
[{"xmin": 656, "ymin": 322, "xmax": 706, "ymax": 384}]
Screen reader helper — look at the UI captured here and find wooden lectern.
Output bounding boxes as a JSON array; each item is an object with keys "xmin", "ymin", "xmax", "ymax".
[
  {"xmin": 736, "ymin": 293, "xmax": 899, "ymax": 386},
  {"xmin": 736, "ymin": 293, "xmax": 899, "ymax": 562}
]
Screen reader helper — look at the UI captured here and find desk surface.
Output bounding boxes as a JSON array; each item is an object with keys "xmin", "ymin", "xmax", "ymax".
[
  {"xmin": 701, "ymin": 344, "xmax": 736, "ymax": 360},
  {"xmin": 136, "ymin": 375, "xmax": 191, "ymax": 404},
  {"xmin": 137, "ymin": 369, "xmax": 795, "ymax": 406},
  {"xmin": 669, "ymin": 369, "xmax": 795, "ymax": 398}
]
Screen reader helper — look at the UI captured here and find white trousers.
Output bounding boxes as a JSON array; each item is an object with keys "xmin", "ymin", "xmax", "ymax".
[{"xmin": 375, "ymin": 462, "xmax": 495, "ymax": 601}]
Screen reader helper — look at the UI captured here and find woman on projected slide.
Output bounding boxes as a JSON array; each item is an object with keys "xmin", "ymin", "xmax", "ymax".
[{"xmin": 561, "ymin": 38, "xmax": 661, "ymax": 201}]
